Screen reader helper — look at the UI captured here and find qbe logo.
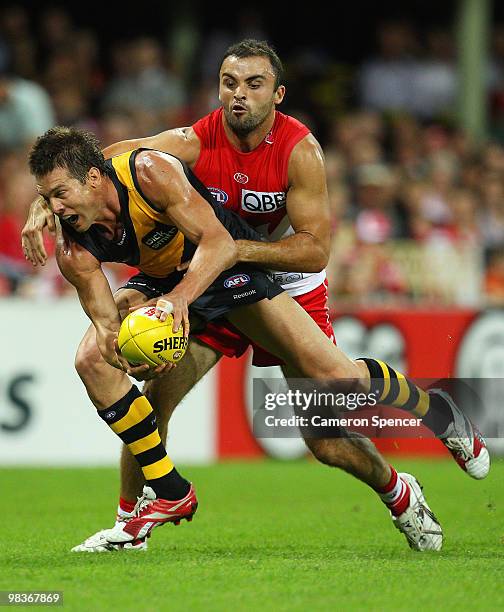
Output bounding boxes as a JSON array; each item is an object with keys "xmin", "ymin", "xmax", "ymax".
[
  {"xmin": 208, "ymin": 187, "xmax": 228, "ymax": 204},
  {"xmin": 241, "ymin": 189, "xmax": 286, "ymax": 213},
  {"xmin": 224, "ymin": 274, "xmax": 251, "ymax": 288}
]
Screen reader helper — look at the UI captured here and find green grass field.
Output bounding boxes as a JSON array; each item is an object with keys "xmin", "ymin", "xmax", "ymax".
[{"xmin": 1, "ymin": 459, "xmax": 503, "ymax": 611}]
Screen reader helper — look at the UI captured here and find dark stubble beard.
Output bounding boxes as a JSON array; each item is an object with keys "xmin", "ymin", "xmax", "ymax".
[{"xmin": 223, "ymin": 104, "xmax": 272, "ymax": 138}]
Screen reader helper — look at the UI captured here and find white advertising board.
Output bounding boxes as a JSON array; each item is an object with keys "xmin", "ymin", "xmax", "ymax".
[{"xmin": 0, "ymin": 298, "xmax": 216, "ymax": 466}]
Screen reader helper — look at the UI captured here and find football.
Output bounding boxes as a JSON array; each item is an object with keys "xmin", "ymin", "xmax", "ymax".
[{"xmin": 118, "ymin": 306, "xmax": 188, "ymax": 366}]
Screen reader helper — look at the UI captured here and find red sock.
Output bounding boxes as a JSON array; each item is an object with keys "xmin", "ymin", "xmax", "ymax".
[
  {"xmin": 118, "ymin": 496, "xmax": 136, "ymax": 515},
  {"xmin": 376, "ymin": 466, "xmax": 410, "ymax": 516}
]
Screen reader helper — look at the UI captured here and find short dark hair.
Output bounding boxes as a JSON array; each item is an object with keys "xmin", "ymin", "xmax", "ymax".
[
  {"xmin": 222, "ymin": 39, "xmax": 284, "ymax": 89},
  {"xmin": 29, "ymin": 126, "xmax": 107, "ymax": 183}
]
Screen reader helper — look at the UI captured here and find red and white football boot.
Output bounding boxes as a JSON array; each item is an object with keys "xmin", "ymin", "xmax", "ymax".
[
  {"xmin": 429, "ymin": 389, "xmax": 490, "ymax": 479},
  {"xmin": 71, "ymin": 528, "xmax": 148, "ymax": 552},
  {"xmin": 393, "ymin": 473, "xmax": 443, "ymax": 551},
  {"xmin": 105, "ymin": 484, "xmax": 198, "ymax": 544}
]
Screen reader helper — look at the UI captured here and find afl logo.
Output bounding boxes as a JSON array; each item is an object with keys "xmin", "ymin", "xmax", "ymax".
[
  {"xmin": 208, "ymin": 187, "xmax": 228, "ymax": 204},
  {"xmin": 234, "ymin": 172, "xmax": 249, "ymax": 184},
  {"xmin": 224, "ymin": 274, "xmax": 251, "ymax": 288}
]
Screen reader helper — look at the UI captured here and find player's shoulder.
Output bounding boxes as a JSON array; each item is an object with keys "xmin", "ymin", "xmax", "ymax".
[
  {"xmin": 274, "ymin": 111, "xmax": 314, "ymax": 159},
  {"xmin": 289, "ymin": 132, "xmax": 324, "ymax": 164},
  {"xmin": 287, "ymin": 133, "xmax": 325, "ymax": 186},
  {"xmin": 134, "ymin": 149, "xmax": 185, "ymax": 184}
]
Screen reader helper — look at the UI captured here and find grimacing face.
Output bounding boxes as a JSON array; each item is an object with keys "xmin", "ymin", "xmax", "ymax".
[
  {"xmin": 36, "ymin": 166, "xmax": 102, "ymax": 232},
  {"xmin": 219, "ymin": 55, "xmax": 285, "ymax": 137}
]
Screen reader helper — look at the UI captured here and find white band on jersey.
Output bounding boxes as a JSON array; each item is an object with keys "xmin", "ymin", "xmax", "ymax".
[{"xmin": 271, "ymin": 269, "xmax": 327, "ymax": 298}]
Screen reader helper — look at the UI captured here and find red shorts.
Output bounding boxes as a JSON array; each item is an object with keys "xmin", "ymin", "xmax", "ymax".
[{"xmin": 194, "ymin": 280, "xmax": 335, "ymax": 367}]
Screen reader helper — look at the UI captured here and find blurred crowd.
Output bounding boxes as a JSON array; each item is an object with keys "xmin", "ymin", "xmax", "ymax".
[{"xmin": 2, "ymin": 7, "xmax": 504, "ymax": 307}]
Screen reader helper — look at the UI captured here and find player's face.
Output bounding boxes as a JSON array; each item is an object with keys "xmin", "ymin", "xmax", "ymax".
[
  {"xmin": 219, "ymin": 55, "xmax": 285, "ymax": 136},
  {"xmin": 36, "ymin": 167, "xmax": 102, "ymax": 232}
]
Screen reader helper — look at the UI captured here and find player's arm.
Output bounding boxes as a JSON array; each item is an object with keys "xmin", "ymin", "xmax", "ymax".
[
  {"xmin": 135, "ymin": 151, "xmax": 237, "ymax": 334},
  {"xmin": 102, "ymin": 126, "xmax": 200, "ymax": 164},
  {"xmin": 54, "ymin": 223, "xmax": 127, "ymax": 371},
  {"xmin": 236, "ymin": 134, "xmax": 331, "ymax": 272},
  {"xmin": 21, "ymin": 128, "xmax": 201, "ymax": 267}
]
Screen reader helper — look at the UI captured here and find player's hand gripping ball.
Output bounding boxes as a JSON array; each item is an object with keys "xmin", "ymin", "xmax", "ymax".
[{"xmin": 118, "ymin": 306, "xmax": 188, "ymax": 366}]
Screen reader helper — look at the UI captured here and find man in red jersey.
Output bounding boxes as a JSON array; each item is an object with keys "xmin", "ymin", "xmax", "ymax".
[{"xmin": 21, "ymin": 40, "xmax": 487, "ymax": 552}]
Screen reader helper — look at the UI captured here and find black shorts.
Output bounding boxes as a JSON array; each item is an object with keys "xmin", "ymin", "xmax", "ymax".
[{"xmin": 121, "ymin": 265, "xmax": 283, "ymax": 322}]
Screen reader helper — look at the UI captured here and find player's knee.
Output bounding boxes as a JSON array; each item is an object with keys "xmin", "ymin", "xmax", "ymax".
[
  {"xmin": 353, "ymin": 359, "xmax": 371, "ymax": 379},
  {"xmin": 115, "ymin": 295, "xmax": 134, "ymax": 321},
  {"xmin": 307, "ymin": 356, "xmax": 362, "ymax": 385},
  {"xmin": 74, "ymin": 336, "xmax": 104, "ymax": 382},
  {"xmin": 328, "ymin": 361, "xmax": 362, "ymax": 383}
]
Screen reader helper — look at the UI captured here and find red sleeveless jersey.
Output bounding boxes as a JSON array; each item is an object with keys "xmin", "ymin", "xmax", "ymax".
[{"xmin": 192, "ymin": 108, "xmax": 326, "ymax": 296}]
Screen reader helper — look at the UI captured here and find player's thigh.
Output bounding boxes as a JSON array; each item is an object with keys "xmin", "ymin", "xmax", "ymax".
[
  {"xmin": 227, "ymin": 292, "xmax": 357, "ymax": 380},
  {"xmin": 144, "ymin": 337, "xmax": 222, "ymax": 420}
]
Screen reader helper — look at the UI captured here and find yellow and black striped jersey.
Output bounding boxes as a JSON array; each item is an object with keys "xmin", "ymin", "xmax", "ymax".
[
  {"xmin": 61, "ymin": 148, "xmax": 264, "ymax": 280},
  {"xmin": 61, "ymin": 149, "xmax": 210, "ymax": 278}
]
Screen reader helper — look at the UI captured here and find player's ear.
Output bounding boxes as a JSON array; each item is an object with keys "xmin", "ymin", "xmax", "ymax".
[
  {"xmin": 87, "ymin": 167, "xmax": 101, "ymax": 187},
  {"xmin": 274, "ymin": 85, "xmax": 286, "ymax": 105}
]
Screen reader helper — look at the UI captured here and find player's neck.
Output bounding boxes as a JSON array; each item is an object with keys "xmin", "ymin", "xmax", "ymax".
[
  {"xmin": 223, "ymin": 111, "xmax": 276, "ymax": 153},
  {"xmin": 94, "ymin": 178, "xmax": 122, "ymax": 237}
]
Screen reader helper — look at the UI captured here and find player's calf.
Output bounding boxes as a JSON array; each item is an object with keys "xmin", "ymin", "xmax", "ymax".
[{"xmin": 305, "ymin": 435, "xmax": 392, "ymax": 490}]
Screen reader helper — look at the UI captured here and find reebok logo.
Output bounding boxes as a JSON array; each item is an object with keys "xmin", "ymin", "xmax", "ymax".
[{"xmin": 233, "ymin": 289, "xmax": 256, "ymax": 300}]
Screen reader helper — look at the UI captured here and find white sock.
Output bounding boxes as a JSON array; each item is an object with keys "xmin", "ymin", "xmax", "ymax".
[{"xmin": 116, "ymin": 505, "xmax": 134, "ymax": 525}]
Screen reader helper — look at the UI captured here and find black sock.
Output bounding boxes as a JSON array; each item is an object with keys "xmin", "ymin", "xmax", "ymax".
[
  {"xmin": 421, "ymin": 392, "xmax": 454, "ymax": 436},
  {"xmin": 149, "ymin": 468, "xmax": 190, "ymax": 500},
  {"xmin": 360, "ymin": 358, "xmax": 453, "ymax": 436}
]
